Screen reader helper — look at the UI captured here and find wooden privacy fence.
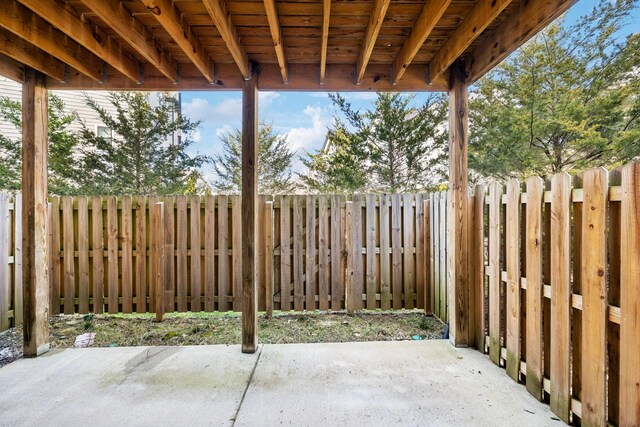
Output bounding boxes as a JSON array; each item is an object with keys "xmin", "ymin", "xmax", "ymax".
[
  {"xmin": 471, "ymin": 162, "xmax": 640, "ymax": 426},
  {"xmin": 0, "ymin": 193, "xmax": 431, "ymax": 329}
]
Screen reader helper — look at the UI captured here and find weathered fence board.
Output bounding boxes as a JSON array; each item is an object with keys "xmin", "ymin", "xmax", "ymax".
[
  {"xmin": 470, "ymin": 162, "xmax": 640, "ymax": 426},
  {"xmin": 5, "ymin": 192, "xmax": 429, "ymax": 326}
]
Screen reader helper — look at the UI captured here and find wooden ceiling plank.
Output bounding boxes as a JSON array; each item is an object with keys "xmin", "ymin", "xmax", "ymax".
[
  {"xmin": 356, "ymin": 0, "xmax": 391, "ymax": 84},
  {"xmin": 391, "ymin": 0, "xmax": 451, "ymax": 84},
  {"xmin": 428, "ymin": 0, "xmax": 514, "ymax": 82},
  {"xmin": 47, "ymin": 62, "xmax": 449, "ymax": 92},
  {"xmin": 202, "ymin": 0, "xmax": 251, "ymax": 79},
  {"xmin": 17, "ymin": 0, "xmax": 140, "ymax": 83},
  {"xmin": 0, "ymin": 52, "xmax": 24, "ymax": 83},
  {"xmin": 320, "ymin": 0, "xmax": 330, "ymax": 83},
  {"xmin": 0, "ymin": 0, "xmax": 103, "ymax": 83},
  {"xmin": 466, "ymin": 0, "xmax": 577, "ymax": 82},
  {"xmin": 140, "ymin": 0, "xmax": 215, "ymax": 82},
  {"xmin": 0, "ymin": 27, "xmax": 66, "ymax": 82},
  {"xmin": 263, "ymin": 0, "xmax": 288, "ymax": 83},
  {"xmin": 79, "ymin": 0, "xmax": 178, "ymax": 83}
]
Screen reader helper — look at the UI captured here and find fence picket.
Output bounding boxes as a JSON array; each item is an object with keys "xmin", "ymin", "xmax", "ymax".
[
  {"xmin": 403, "ymin": 193, "xmax": 415, "ymax": 309},
  {"xmin": 415, "ymin": 194, "xmax": 425, "ymax": 310},
  {"xmin": 0, "ymin": 194, "xmax": 9, "ymax": 330},
  {"xmin": 305, "ymin": 195, "xmax": 316, "ymax": 310},
  {"xmin": 472, "ymin": 185, "xmax": 485, "ymax": 352},
  {"xmin": 318, "ymin": 196, "xmax": 329, "ymax": 311},
  {"xmin": 264, "ymin": 201, "xmax": 274, "ymax": 316},
  {"xmin": 62, "ymin": 196, "xmax": 75, "ymax": 315},
  {"xmin": 121, "ymin": 196, "xmax": 133, "ymax": 313},
  {"xmin": 293, "ymin": 196, "xmax": 304, "ymax": 311},
  {"xmin": 232, "ymin": 195, "xmax": 242, "ymax": 311},
  {"xmin": 488, "ymin": 183, "xmax": 502, "ymax": 365},
  {"xmin": 330, "ymin": 195, "xmax": 342, "ymax": 310},
  {"xmin": 619, "ymin": 163, "xmax": 640, "ymax": 426},
  {"xmin": 106, "ymin": 196, "xmax": 118, "ymax": 314},
  {"xmin": 280, "ymin": 195, "xmax": 291, "ymax": 311},
  {"xmin": 14, "ymin": 194, "xmax": 22, "ymax": 325},
  {"xmin": 525, "ymin": 177, "xmax": 543, "ymax": 400},
  {"xmin": 505, "ymin": 180, "xmax": 521, "ymax": 381},
  {"xmin": 176, "ymin": 195, "xmax": 188, "ymax": 312},
  {"xmin": 77, "ymin": 197, "xmax": 90, "ymax": 314},
  {"xmin": 204, "ymin": 195, "xmax": 216, "ymax": 312},
  {"xmin": 91, "ymin": 197, "xmax": 103, "ymax": 314},
  {"xmin": 550, "ymin": 172, "xmax": 571, "ymax": 423},
  {"xmin": 365, "ymin": 194, "xmax": 377, "ymax": 309},
  {"xmin": 580, "ymin": 168, "xmax": 608, "ymax": 425},
  {"xmin": 190, "ymin": 196, "xmax": 202, "ymax": 312},
  {"xmin": 439, "ymin": 192, "xmax": 447, "ymax": 320},
  {"xmin": 391, "ymin": 194, "xmax": 402, "ymax": 310},
  {"xmin": 217, "ymin": 195, "xmax": 229, "ymax": 312},
  {"xmin": 379, "ymin": 194, "xmax": 391, "ymax": 310},
  {"xmin": 135, "ymin": 196, "xmax": 147, "ymax": 313}
]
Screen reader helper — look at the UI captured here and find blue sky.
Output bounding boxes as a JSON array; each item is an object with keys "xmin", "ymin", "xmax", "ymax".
[{"xmin": 182, "ymin": 0, "xmax": 640, "ymax": 178}]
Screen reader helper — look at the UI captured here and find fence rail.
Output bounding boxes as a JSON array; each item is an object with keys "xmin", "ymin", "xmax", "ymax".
[
  {"xmin": 0, "ymin": 192, "xmax": 430, "ymax": 328},
  {"xmin": 472, "ymin": 162, "xmax": 640, "ymax": 426}
]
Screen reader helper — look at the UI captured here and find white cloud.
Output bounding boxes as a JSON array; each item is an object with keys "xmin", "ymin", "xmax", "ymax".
[
  {"xmin": 182, "ymin": 97, "xmax": 242, "ymax": 123},
  {"xmin": 283, "ymin": 105, "xmax": 331, "ymax": 173},
  {"xmin": 259, "ymin": 91, "xmax": 280, "ymax": 106}
]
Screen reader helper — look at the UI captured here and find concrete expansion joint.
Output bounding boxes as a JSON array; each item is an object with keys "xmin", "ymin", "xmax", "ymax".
[{"xmin": 231, "ymin": 345, "xmax": 263, "ymax": 426}]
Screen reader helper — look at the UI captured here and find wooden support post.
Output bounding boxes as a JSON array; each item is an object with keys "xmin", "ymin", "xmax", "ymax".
[
  {"xmin": 241, "ymin": 68, "xmax": 258, "ymax": 354},
  {"xmin": 22, "ymin": 67, "xmax": 49, "ymax": 357},
  {"xmin": 447, "ymin": 62, "xmax": 469, "ymax": 346}
]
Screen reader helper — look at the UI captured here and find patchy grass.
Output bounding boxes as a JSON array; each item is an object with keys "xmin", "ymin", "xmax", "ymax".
[{"xmin": 47, "ymin": 311, "xmax": 444, "ymax": 348}]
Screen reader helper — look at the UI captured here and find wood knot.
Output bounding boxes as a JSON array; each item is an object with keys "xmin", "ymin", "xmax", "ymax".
[
  {"xmin": 147, "ymin": 5, "xmax": 161, "ymax": 15},
  {"xmin": 598, "ymin": 269, "xmax": 604, "ymax": 277}
]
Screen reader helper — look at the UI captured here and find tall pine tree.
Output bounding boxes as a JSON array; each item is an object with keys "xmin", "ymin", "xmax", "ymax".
[
  {"xmin": 77, "ymin": 92, "xmax": 209, "ymax": 195},
  {"xmin": 469, "ymin": 0, "xmax": 640, "ymax": 180},
  {"xmin": 212, "ymin": 122, "xmax": 296, "ymax": 194},
  {"xmin": 0, "ymin": 94, "xmax": 79, "ymax": 193},
  {"xmin": 302, "ymin": 93, "xmax": 448, "ymax": 193}
]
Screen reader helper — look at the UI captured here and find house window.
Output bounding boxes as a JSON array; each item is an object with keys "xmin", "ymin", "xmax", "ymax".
[{"xmin": 97, "ymin": 125, "xmax": 112, "ymax": 139}]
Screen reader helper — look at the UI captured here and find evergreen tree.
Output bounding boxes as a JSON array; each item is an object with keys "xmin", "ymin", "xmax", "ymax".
[
  {"xmin": 77, "ymin": 92, "xmax": 209, "ymax": 195},
  {"xmin": 212, "ymin": 122, "xmax": 296, "ymax": 194},
  {"xmin": 469, "ymin": 0, "xmax": 640, "ymax": 181},
  {"xmin": 0, "ymin": 94, "xmax": 79, "ymax": 193},
  {"xmin": 302, "ymin": 92, "xmax": 448, "ymax": 193}
]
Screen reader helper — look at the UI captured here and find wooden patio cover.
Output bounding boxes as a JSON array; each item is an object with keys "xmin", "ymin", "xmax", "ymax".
[{"xmin": 0, "ymin": 0, "xmax": 575, "ymax": 356}]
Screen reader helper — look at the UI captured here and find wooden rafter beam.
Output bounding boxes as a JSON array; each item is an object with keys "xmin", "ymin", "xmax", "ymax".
[
  {"xmin": 320, "ymin": 0, "xmax": 331, "ymax": 84},
  {"xmin": 0, "ymin": 52, "xmax": 24, "ymax": 83},
  {"xmin": 391, "ymin": 0, "xmax": 451, "ymax": 84},
  {"xmin": 79, "ymin": 0, "xmax": 178, "ymax": 83},
  {"xmin": 0, "ymin": 28, "xmax": 65, "ymax": 82},
  {"xmin": 356, "ymin": 0, "xmax": 391, "ymax": 85},
  {"xmin": 428, "ymin": 0, "xmax": 513, "ymax": 83},
  {"xmin": 17, "ymin": 0, "xmax": 140, "ymax": 83},
  {"xmin": 466, "ymin": 0, "xmax": 577, "ymax": 82},
  {"xmin": 1, "ymin": 0, "xmax": 103, "ymax": 83},
  {"xmin": 141, "ymin": 0, "xmax": 215, "ymax": 82},
  {"xmin": 202, "ymin": 0, "xmax": 251, "ymax": 79},
  {"xmin": 263, "ymin": 0, "xmax": 288, "ymax": 83}
]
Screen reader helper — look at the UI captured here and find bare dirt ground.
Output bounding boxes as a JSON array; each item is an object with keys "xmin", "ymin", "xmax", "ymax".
[{"xmin": 1, "ymin": 311, "xmax": 444, "ymax": 367}]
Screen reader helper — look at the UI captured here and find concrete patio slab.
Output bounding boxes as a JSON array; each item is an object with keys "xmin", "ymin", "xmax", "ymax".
[
  {"xmin": 0, "ymin": 340, "xmax": 559, "ymax": 427},
  {"xmin": 0, "ymin": 345, "xmax": 257, "ymax": 427},
  {"xmin": 236, "ymin": 341, "xmax": 558, "ymax": 426}
]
